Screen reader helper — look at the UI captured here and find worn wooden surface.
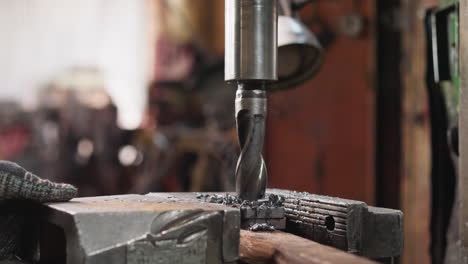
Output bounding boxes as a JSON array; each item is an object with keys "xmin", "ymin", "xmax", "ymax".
[
  {"xmin": 459, "ymin": 0, "xmax": 468, "ymax": 261},
  {"xmin": 239, "ymin": 230, "xmax": 376, "ymax": 264},
  {"xmin": 400, "ymin": 0, "xmax": 434, "ymax": 263},
  {"xmin": 265, "ymin": 0, "xmax": 376, "ymax": 205}
]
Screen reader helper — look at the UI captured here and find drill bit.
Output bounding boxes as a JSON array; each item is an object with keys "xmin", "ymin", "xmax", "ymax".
[
  {"xmin": 235, "ymin": 82, "xmax": 267, "ymax": 201},
  {"xmin": 225, "ymin": 0, "xmax": 277, "ymax": 200}
]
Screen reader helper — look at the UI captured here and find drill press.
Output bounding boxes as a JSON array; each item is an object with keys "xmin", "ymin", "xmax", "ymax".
[{"xmin": 31, "ymin": 1, "xmax": 403, "ymax": 263}]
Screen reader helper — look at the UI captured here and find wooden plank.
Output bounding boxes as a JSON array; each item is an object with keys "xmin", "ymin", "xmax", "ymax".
[
  {"xmin": 458, "ymin": 0, "xmax": 468, "ymax": 260},
  {"xmin": 400, "ymin": 0, "xmax": 432, "ymax": 263},
  {"xmin": 266, "ymin": 0, "xmax": 376, "ymax": 205},
  {"xmin": 239, "ymin": 230, "xmax": 376, "ymax": 264}
]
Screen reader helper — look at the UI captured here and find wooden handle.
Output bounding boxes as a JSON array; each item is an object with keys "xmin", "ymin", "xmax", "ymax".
[{"xmin": 239, "ymin": 230, "xmax": 376, "ymax": 264}]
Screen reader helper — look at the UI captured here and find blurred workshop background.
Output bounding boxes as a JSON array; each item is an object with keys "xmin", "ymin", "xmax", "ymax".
[{"xmin": 0, "ymin": 0, "xmax": 462, "ymax": 263}]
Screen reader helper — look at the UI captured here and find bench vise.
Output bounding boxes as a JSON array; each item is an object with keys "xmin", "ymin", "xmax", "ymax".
[{"xmin": 33, "ymin": 190, "xmax": 402, "ymax": 264}]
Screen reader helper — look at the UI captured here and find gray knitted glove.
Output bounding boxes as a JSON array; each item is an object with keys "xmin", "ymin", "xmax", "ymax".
[
  {"xmin": 0, "ymin": 161, "xmax": 77, "ymax": 203},
  {"xmin": 0, "ymin": 160, "xmax": 77, "ymax": 262}
]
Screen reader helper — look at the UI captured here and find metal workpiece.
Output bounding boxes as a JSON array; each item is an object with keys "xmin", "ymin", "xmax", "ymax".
[
  {"xmin": 267, "ymin": 189, "xmax": 404, "ymax": 259},
  {"xmin": 241, "ymin": 204, "xmax": 285, "ymax": 219},
  {"xmin": 225, "ymin": 0, "xmax": 278, "ymax": 81},
  {"xmin": 239, "ymin": 194, "xmax": 286, "ymax": 230},
  {"xmin": 37, "ymin": 193, "xmax": 240, "ymax": 264},
  {"xmin": 197, "ymin": 193, "xmax": 286, "ymax": 231},
  {"xmin": 235, "ymin": 84, "xmax": 267, "ymax": 200},
  {"xmin": 241, "ymin": 207, "xmax": 286, "ymax": 230}
]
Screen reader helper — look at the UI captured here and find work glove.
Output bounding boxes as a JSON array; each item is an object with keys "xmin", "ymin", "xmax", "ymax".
[{"xmin": 0, "ymin": 161, "xmax": 77, "ymax": 263}]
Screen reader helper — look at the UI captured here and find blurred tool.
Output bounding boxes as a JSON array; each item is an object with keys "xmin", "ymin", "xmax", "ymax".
[
  {"xmin": 275, "ymin": 0, "xmax": 323, "ymax": 90},
  {"xmin": 426, "ymin": 2, "xmax": 459, "ymax": 263}
]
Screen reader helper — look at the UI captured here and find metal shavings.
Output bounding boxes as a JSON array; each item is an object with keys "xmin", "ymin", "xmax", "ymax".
[
  {"xmin": 240, "ymin": 194, "xmax": 285, "ymax": 209},
  {"xmin": 196, "ymin": 193, "xmax": 284, "ymax": 208},
  {"xmin": 248, "ymin": 223, "xmax": 275, "ymax": 232},
  {"xmin": 196, "ymin": 193, "xmax": 241, "ymax": 206}
]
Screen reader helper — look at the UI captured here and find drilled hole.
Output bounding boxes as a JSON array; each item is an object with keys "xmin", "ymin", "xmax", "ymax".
[{"xmin": 325, "ymin": 216, "xmax": 335, "ymax": 231}]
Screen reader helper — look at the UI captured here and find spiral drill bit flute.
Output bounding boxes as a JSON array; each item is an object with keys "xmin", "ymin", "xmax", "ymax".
[{"xmin": 225, "ymin": 0, "xmax": 277, "ymax": 200}]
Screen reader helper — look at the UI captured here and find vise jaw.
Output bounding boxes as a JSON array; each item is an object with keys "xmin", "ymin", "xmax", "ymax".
[
  {"xmin": 268, "ymin": 189, "xmax": 403, "ymax": 260},
  {"xmin": 37, "ymin": 193, "xmax": 239, "ymax": 264}
]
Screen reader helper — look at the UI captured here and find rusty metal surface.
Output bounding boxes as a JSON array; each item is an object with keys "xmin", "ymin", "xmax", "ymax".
[
  {"xmin": 39, "ymin": 193, "xmax": 240, "ymax": 264},
  {"xmin": 268, "ymin": 189, "xmax": 403, "ymax": 259}
]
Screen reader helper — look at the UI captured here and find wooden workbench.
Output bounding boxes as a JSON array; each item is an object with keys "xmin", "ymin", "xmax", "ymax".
[{"xmin": 239, "ymin": 230, "xmax": 376, "ymax": 264}]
